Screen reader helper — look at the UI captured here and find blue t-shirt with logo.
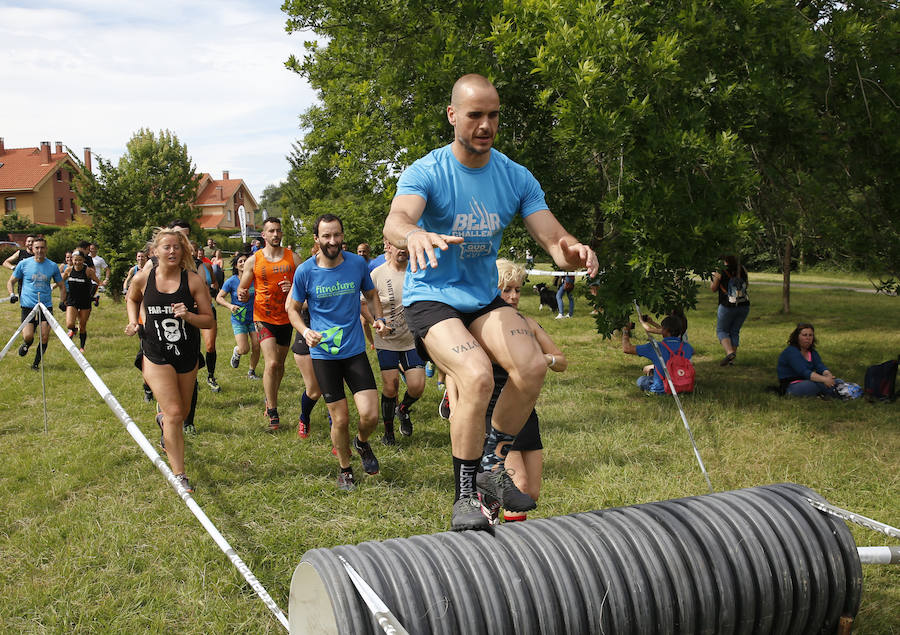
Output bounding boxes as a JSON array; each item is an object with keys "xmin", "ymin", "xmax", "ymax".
[
  {"xmin": 221, "ymin": 274, "xmax": 254, "ymax": 327},
  {"xmin": 13, "ymin": 257, "xmax": 62, "ymax": 307},
  {"xmin": 395, "ymin": 144, "xmax": 548, "ymax": 312},
  {"xmin": 636, "ymin": 337, "xmax": 695, "ymax": 394},
  {"xmin": 291, "ymin": 252, "xmax": 374, "ymax": 360}
]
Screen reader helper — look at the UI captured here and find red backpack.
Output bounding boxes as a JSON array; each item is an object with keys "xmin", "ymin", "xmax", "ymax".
[{"xmin": 656, "ymin": 340, "xmax": 694, "ymax": 394}]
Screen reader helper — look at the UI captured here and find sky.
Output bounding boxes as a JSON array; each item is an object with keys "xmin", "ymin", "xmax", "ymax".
[{"xmin": 0, "ymin": 0, "xmax": 318, "ymax": 204}]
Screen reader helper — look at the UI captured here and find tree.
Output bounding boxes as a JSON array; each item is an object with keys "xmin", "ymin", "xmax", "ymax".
[{"xmin": 74, "ymin": 129, "xmax": 199, "ymax": 298}]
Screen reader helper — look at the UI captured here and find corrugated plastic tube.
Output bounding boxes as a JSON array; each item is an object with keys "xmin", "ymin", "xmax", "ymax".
[{"xmin": 289, "ymin": 484, "xmax": 863, "ymax": 634}]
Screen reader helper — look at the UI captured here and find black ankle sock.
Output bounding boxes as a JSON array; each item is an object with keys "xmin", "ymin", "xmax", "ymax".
[
  {"xmin": 33, "ymin": 342, "xmax": 48, "ymax": 365},
  {"xmin": 381, "ymin": 394, "xmax": 397, "ymax": 422},
  {"xmin": 185, "ymin": 381, "xmax": 198, "ymax": 427},
  {"xmin": 340, "ymin": 465, "xmax": 352, "ymax": 474},
  {"xmin": 206, "ymin": 351, "xmax": 217, "ymax": 376},
  {"xmin": 453, "ymin": 456, "xmax": 481, "ymax": 501},
  {"xmin": 79, "ymin": 332, "xmax": 87, "ymax": 348},
  {"xmin": 301, "ymin": 391, "xmax": 317, "ymax": 420}
]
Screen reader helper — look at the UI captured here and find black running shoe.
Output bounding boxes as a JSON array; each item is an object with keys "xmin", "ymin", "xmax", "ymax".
[
  {"xmin": 337, "ymin": 469, "xmax": 356, "ymax": 491},
  {"xmin": 476, "ymin": 467, "xmax": 536, "ymax": 512},
  {"xmin": 451, "ymin": 495, "xmax": 491, "ymax": 531},
  {"xmin": 207, "ymin": 376, "xmax": 221, "ymax": 392},
  {"xmin": 30, "ymin": 362, "xmax": 40, "ymax": 371},
  {"xmin": 143, "ymin": 386, "xmax": 154, "ymax": 402},
  {"xmin": 183, "ymin": 422, "xmax": 196, "ymax": 435},
  {"xmin": 381, "ymin": 422, "xmax": 396, "ymax": 446},
  {"xmin": 438, "ymin": 389, "xmax": 451, "ymax": 419},
  {"xmin": 18, "ymin": 342, "xmax": 30, "ymax": 357},
  {"xmin": 353, "ymin": 437, "xmax": 380, "ymax": 475},
  {"xmin": 175, "ymin": 473, "xmax": 194, "ymax": 493},
  {"xmin": 396, "ymin": 404, "xmax": 413, "ymax": 437}
]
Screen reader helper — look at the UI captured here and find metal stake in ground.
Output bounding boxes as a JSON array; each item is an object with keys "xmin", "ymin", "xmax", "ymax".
[
  {"xmin": 32, "ymin": 303, "xmax": 291, "ymax": 632},
  {"xmin": 633, "ymin": 300, "xmax": 713, "ymax": 494}
]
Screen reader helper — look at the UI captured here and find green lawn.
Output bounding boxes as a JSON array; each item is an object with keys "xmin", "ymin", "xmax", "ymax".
[{"xmin": 1, "ymin": 266, "xmax": 897, "ymax": 633}]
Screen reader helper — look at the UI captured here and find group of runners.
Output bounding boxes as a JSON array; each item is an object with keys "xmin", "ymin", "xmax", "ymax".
[{"xmin": 6, "ymin": 74, "xmax": 597, "ymax": 531}]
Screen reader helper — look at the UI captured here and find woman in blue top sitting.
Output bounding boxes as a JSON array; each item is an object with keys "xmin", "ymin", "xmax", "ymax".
[{"xmin": 777, "ymin": 323, "xmax": 836, "ymax": 397}]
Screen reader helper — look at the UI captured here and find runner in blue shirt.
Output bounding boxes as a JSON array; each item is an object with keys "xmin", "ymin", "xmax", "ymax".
[
  {"xmin": 7, "ymin": 237, "xmax": 66, "ymax": 369},
  {"xmin": 216, "ymin": 253, "xmax": 261, "ymax": 379},
  {"xmin": 287, "ymin": 214, "xmax": 389, "ymax": 492},
  {"xmin": 383, "ymin": 73, "xmax": 599, "ymax": 531}
]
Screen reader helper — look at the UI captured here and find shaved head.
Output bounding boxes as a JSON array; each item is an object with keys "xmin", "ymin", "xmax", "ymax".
[{"xmin": 451, "ymin": 74, "xmax": 498, "ymax": 106}]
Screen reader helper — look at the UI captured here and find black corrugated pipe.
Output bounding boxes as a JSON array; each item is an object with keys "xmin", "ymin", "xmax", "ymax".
[{"xmin": 289, "ymin": 484, "xmax": 862, "ymax": 634}]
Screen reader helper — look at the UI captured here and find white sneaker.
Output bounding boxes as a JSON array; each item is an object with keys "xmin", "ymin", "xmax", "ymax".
[
  {"xmin": 230, "ymin": 345, "xmax": 241, "ymax": 369},
  {"xmin": 555, "ymin": 313, "xmax": 565, "ymax": 319}
]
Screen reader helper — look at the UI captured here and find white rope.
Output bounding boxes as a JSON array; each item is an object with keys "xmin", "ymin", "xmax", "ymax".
[{"xmin": 8, "ymin": 303, "xmax": 290, "ymax": 632}]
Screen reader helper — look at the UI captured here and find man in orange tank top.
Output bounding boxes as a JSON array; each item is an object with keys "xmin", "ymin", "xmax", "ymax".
[{"xmin": 238, "ymin": 217, "xmax": 302, "ymax": 431}]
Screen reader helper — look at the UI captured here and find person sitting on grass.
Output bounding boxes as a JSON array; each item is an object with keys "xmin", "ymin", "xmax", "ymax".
[
  {"xmin": 777, "ymin": 323, "xmax": 838, "ymax": 397},
  {"xmin": 622, "ymin": 316, "xmax": 693, "ymax": 394}
]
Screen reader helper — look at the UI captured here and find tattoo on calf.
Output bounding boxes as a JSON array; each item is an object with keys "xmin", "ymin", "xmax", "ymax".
[{"xmin": 451, "ymin": 341, "xmax": 481, "ymax": 354}]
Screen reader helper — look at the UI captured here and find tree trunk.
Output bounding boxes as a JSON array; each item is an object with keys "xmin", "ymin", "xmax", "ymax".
[{"xmin": 781, "ymin": 236, "xmax": 792, "ymax": 313}]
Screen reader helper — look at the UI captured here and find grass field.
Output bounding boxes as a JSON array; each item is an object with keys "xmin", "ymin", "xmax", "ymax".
[{"xmin": 1, "ymin": 266, "xmax": 898, "ymax": 633}]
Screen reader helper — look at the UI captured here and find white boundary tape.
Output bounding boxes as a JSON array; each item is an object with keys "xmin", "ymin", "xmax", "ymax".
[
  {"xmin": 526, "ymin": 268, "xmax": 589, "ymax": 277},
  {"xmin": 0, "ymin": 304, "xmax": 37, "ymax": 360},
  {"xmin": 2, "ymin": 303, "xmax": 290, "ymax": 632}
]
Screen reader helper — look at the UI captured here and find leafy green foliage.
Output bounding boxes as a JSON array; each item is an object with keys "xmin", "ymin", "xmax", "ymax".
[
  {"xmin": 0, "ymin": 211, "xmax": 38, "ymax": 235},
  {"xmin": 74, "ymin": 129, "xmax": 200, "ymax": 299}
]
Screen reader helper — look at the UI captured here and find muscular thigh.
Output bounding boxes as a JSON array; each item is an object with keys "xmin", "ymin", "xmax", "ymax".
[
  {"xmin": 422, "ymin": 317, "xmax": 492, "ymax": 383},
  {"xmin": 470, "ymin": 305, "xmax": 542, "ymax": 372}
]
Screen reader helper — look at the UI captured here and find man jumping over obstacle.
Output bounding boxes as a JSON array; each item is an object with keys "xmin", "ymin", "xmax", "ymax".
[
  {"xmin": 238, "ymin": 217, "xmax": 302, "ymax": 431},
  {"xmin": 383, "ymin": 73, "xmax": 598, "ymax": 530}
]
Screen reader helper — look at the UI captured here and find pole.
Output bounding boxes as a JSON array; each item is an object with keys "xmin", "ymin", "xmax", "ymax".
[
  {"xmin": 32, "ymin": 303, "xmax": 291, "ymax": 632},
  {"xmin": 806, "ymin": 498, "xmax": 900, "ymax": 540},
  {"xmin": 338, "ymin": 556, "xmax": 410, "ymax": 635},
  {"xmin": 633, "ymin": 300, "xmax": 713, "ymax": 493}
]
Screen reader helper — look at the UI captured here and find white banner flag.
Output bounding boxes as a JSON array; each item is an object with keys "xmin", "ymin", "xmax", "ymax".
[{"xmin": 238, "ymin": 205, "xmax": 247, "ymax": 244}]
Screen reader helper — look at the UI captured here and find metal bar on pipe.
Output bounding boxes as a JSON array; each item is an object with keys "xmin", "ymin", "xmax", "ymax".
[
  {"xmin": 633, "ymin": 300, "xmax": 713, "ymax": 493},
  {"xmin": 857, "ymin": 546, "xmax": 900, "ymax": 565},
  {"xmin": 807, "ymin": 498, "xmax": 900, "ymax": 540},
  {"xmin": 29, "ymin": 303, "xmax": 291, "ymax": 632},
  {"xmin": 338, "ymin": 556, "xmax": 410, "ymax": 635}
]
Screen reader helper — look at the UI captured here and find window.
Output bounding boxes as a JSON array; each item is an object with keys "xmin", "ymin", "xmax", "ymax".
[
  {"xmin": 57, "ymin": 170, "xmax": 62, "ymax": 181},
  {"xmin": 58, "ymin": 197, "xmax": 64, "ymax": 211},
  {"xmin": 4, "ymin": 197, "xmax": 15, "ymax": 211},
  {"xmin": 227, "ymin": 209, "xmax": 233, "ymax": 222}
]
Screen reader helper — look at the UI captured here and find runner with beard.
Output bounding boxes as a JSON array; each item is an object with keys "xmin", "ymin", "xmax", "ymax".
[{"xmin": 287, "ymin": 214, "xmax": 389, "ymax": 491}]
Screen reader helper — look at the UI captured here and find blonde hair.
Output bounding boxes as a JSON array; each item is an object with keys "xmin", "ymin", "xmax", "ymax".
[
  {"xmin": 496, "ymin": 258, "xmax": 525, "ymax": 290},
  {"xmin": 151, "ymin": 227, "xmax": 196, "ymax": 272}
]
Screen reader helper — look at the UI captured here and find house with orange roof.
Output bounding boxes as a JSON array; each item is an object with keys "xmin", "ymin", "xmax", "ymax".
[
  {"xmin": 0, "ymin": 138, "xmax": 91, "ymax": 226},
  {"xmin": 193, "ymin": 170, "xmax": 258, "ymax": 231}
]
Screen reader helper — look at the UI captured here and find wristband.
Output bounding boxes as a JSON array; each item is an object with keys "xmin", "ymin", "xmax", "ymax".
[
  {"xmin": 374, "ymin": 317, "xmax": 385, "ymax": 323},
  {"xmin": 404, "ymin": 228, "xmax": 424, "ymax": 242},
  {"xmin": 302, "ymin": 327, "xmax": 309, "ymax": 337}
]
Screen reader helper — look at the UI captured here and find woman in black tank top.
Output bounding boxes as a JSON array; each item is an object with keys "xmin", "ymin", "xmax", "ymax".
[
  {"xmin": 125, "ymin": 228, "xmax": 215, "ymax": 494},
  {"xmin": 62, "ymin": 250, "xmax": 101, "ymax": 351}
]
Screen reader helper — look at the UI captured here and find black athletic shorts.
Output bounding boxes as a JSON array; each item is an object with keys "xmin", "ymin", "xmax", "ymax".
[
  {"xmin": 404, "ymin": 296, "xmax": 509, "ymax": 362},
  {"xmin": 291, "ymin": 330, "xmax": 310, "ymax": 356},
  {"xmin": 511, "ymin": 411, "xmax": 542, "ymax": 452},
  {"xmin": 21, "ymin": 305, "xmax": 51, "ymax": 327},
  {"xmin": 312, "ymin": 352, "xmax": 377, "ymax": 403},
  {"xmin": 256, "ymin": 321, "xmax": 293, "ymax": 347},
  {"xmin": 66, "ymin": 297, "xmax": 93, "ymax": 311}
]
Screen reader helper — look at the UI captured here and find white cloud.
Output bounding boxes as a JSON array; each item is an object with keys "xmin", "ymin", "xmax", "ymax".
[{"xmin": 0, "ymin": 0, "xmax": 317, "ymax": 199}]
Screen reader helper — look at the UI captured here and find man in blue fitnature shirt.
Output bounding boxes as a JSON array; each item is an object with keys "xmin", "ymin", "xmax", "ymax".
[
  {"xmin": 383, "ymin": 73, "xmax": 599, "ymax": 531},
  {"xmin": 622, "ymin": 316, "xmax": 694, "ymax": 394},
  {"xmin": 287, "ymin": 214, "xmax": 389, "ymax": 492},
  {"xmin": 7, "ymin": 236, "xmax": 66, "ymax": 370}
]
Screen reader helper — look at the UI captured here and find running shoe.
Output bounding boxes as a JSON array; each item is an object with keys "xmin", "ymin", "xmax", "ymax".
[
  {"xmin": 476, "ymin": 467, "xmax": 536, "ymax": 512},
  {"xmin": 230, "ymin": 346, "xmax": 241, "ymax": 369},
  {"xmin": 381, "ymin": 422, "xmax": 396, "ymax": 446},
  {"xmin": 337, "ymin": 469, "xmax": 356, "ymax": 491},
  {"xmin": 720, "ymin": 352, "xmax": 736, "ymax": 366},
  {"xmin": 353, "ymin": 437, "xmax": 380, "ymax": 475},
  {"xmin": 247, "ymin": 369, "xmax": 261, "ymax": 380},
  {"xmin": 478, "ymin": 491, "xmax": 502, "ymax": 525},
  {"xmin": 175, "ymin": 473, "xmax": 194, "ymax": 493},
  {"xmin": 18, "ymin": 342, "xmax": 30, "ymax": 357},
  {"xmin": 156, "ymin": 411, "xmax": 165, "ymax": 450},
  {"xmin": 451, "ymin": 495, "xmax": 491, "ymax": 531},
  {"xmin": 143, "ymin": 386, "xmax": 155, "ymax": 402},
  {"xmin": 207, "ymin": 376, "xmax": 221, "ymax": 392},
  {"xmin": 93, "ymin": 296, "xmax": 100, "ymax": 307},
  {"xmin": 396, "ymin": 404, "xmax": 413, "ymax": 437},
  {"xmin": 66, "ymin": 329, "xmax": 75, "ymax": 338},
  {"xmin": 265, "ymin": 402, "xmax": 280, "ymax": 432},
  {"xmin": 438, "ymin": 389, "xmax": 451, "ymax": 420},
  {"xmin": 425, "ymin": 361, "xmax": 435, "ymax": 378},
  {"xmin": 183, "ymin": 422, "xmax": 196, "ymax": 435},
  {"xmin": 297, "ymin": 412, "xmax": 310, "ymax": 439}
]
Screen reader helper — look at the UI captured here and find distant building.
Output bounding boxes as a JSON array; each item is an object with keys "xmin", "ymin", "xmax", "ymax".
[
  {"xmin": 194, "ymin": 170, "xmax": 258, "ymax": 231},
  {"xmin": 0, "ymin": 138, "xmax": 91, "ymax": 226}
]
